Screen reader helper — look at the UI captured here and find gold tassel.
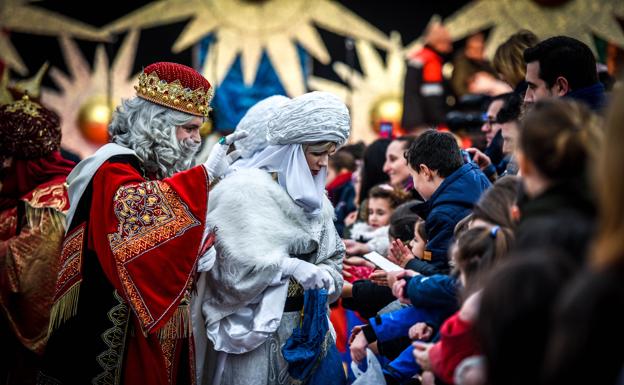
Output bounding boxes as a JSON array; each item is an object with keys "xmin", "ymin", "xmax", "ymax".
[
  {"xmin": 47, "ymin": 282, "xmax": 80, "ymax": 334},
  {"xmin": 157, "ymin": 304, "xmax": 191, "ymax": 342}
]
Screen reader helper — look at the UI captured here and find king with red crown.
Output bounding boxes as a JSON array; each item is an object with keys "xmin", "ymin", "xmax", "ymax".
[{"xmin": 38, "ymin": 62, "xmax": 246, "ymax": 385}]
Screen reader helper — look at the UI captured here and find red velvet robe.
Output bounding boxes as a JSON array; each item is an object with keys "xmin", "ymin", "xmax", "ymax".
[{"xmin": 43, "ymin": 158, "xmax": 209, "ymax": 385}]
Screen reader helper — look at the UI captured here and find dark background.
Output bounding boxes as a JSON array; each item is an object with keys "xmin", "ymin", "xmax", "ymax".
[{"xmin": 9, "ymin": 0, "xmax": 472, "ymax": 89}]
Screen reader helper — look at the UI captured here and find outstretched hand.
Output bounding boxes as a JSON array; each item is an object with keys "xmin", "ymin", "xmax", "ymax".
[
  {"xmin": 465, "ymin": 147, "xmax": 492, "ymax": 171},
  {"xmin": 388, "ymin": 239, "xmax": 416, "ymax": 267},
  {"xmin": 204, "ymin": 130, "xmax": 248, "ymax": 181}
]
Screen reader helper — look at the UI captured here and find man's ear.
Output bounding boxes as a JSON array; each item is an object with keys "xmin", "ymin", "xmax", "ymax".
[
  {"xmin": 553, "ymin": 76, "xmax": 570, "ymax": 96},
  {"xmin": 419, "ymin": 164, "xmax": 433, "ymax": 181}
]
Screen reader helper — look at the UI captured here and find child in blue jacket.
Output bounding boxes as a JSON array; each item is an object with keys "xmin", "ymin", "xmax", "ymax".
[{"xmin": 405, "ymin": 130, "xmax": 490, "ymax": 275}]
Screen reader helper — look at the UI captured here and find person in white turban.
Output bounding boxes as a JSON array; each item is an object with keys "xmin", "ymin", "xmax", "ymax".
[
  {"xmin": 193, "ymin": 91, "xmax": 350, "ymax": 385},
  {"xmin": 234, "ymin": 95, "xmax": 290, "ymax": 159}
]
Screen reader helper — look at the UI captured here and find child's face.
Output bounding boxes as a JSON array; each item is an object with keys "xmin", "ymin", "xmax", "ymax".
[
  {"xmin": 409, "ymin": 223, "xmax": 426, "ymax": 259},
  {"xmin": 409, "ymin": 165, "xmax": 436, "ymax": 201},
  {"xmin": 367, "ymin": 197, "xmax": 392, "ymax": 228}
]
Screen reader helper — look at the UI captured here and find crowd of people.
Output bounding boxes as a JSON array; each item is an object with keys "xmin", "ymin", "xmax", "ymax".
[{"xmin": 0, "ymin": 25, "xmax": 623, "ymax": 385}]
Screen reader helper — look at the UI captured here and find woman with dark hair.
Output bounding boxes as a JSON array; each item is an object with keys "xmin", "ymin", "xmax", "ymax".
[{"xmin": 383, "ymin": 136, "xmax": 417, "ymax": 194}]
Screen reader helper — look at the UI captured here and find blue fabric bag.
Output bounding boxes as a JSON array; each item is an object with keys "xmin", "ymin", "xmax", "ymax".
[{"xmin": 282, "ymin": 289, "xmax": 346, "ymax": 385}]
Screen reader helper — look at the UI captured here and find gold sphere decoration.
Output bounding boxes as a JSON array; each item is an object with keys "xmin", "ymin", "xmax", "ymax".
[
  {"xmin": 369, "ymin": 93, "xmax": 404, "ymax": 135},
  {"xmin": 199, "ymin": 120, "xmax": 213, "ymax": 137},
  {"xmin": 77, "ymin": 95, "xmax": 114, "ymax": 145}
]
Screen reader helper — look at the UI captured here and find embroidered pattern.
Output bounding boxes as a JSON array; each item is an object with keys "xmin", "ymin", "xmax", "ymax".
[
  {"xmin": 107, "ymin": 181, "xmax": 200, "ymax": 329},
  {"xmin": 94, "ymin": 291, "xmax": 130, "ymax": 385},
  {"xmin": 160, "ymin": 337, "xmax": 176, "ymax": 384},
  {"xmin": 54, "ymin": 223, "xmax": 85, "ymax": 298},
  {"xmin": 27, "ymin": 183, "xmax": 69, "ymax": 213}
]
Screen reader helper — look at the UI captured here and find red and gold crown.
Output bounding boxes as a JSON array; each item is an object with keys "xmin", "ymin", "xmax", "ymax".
[
  {"xmin": 134, "ymin": 62, "xmax": 214, "ymax": 117},
  {"xmin": 0, "ymin": 95, "xmax": 61, "ymax": 159}
]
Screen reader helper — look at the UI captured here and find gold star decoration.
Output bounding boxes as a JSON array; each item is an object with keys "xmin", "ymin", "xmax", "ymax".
[
  {"xmin": 0, "ymin": 0, "xmax": 107, "ymax": 75},
  {"xmin": 104, "ymin": 0, "xmax": 390, "ymax": 96},
  {"xmin": 41, "ymin": 30, "xmax": 140, "ymax": 158},
  {"xmin": 309, "ymin": 31, "xmax": 407, "ymax": 143},
  {"xmin": 444, "ymin": 0, "xmax": 624, "ymax": 58}
]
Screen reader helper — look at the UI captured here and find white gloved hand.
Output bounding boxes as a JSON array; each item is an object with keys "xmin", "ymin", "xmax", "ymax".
[
  {"xmin": 204, "ymin": 130, "xmax": 248, "ymax": 182},
  {"xmin": 197, "ymin": 246, "xmax": 217, "ymax": 272},
  {"xmin": 281, "ymin": 258, "xmax": 332, "ymax": 291}
]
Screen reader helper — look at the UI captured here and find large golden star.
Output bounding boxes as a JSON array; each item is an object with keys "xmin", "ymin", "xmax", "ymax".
[
  {"xmin": 444, "ymin": 0, "xmax": 624, "ymax": 57},
  {"xmin": 104, "ymin": 0, "xmax": 390, "ymax": 96},
  {"xmin": 309, "ymin": 31, "xmax": 407, "ymax": 143},
  {"xmin": 0, "ymin": 0, "xmax": 106, "ymax": 75},
  {"xmin": 41, "ymin": 31, "xmax": 140, "ymax": 158}
]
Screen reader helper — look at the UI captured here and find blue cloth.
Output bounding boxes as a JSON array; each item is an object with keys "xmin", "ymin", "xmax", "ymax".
[
  {"xmin": 370, "ymin": 306, "xmax": 439, "ymax": 343},
  {"xmin": 409, "ymin": 163, "xmax": 491, "ymax": 274},
  {"xmin": 384, "ymin": 344, "xmax": 422, "ymax": 383},
  {"xmin": 198, "ymin": 36, "xmax": 309, "ymax": 132},
  {"xmin": 282, "ymin": 289, "xmax": 346, "ymax": 385},
  {"xmin": 405, "ymin": 275, "xmax": 459, "ymax": 321},
  {"xmin": 566, "ymin": 82, "xmax": 606, "ymax": 112}
]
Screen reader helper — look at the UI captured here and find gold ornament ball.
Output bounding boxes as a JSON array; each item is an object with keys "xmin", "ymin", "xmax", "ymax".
[
  {"xmin": 370, "ymin": 94, "xmax": 403, "ymax": 132},
  {"xmin": 199, "ymin": 120, "xmax": 213, "ymax": 137},
  {"xmin": 77, "ymin": 95, "xmax": 113, "ymax": 145}
]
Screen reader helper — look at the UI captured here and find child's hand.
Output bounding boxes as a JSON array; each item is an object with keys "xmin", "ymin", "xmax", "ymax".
[
  {"xmin": 409, "ymin": 322, "xmax": 433, "ymax": 341},
  {"xmin": 369, "ymin": 270, "xmax": 388, "ymax": 286},
  {"xmin": 349, "ymin": 325, "xmax": 364, "ymax": 344},
  {"xmin": 391, "ymin": 278, "xmax": 408, "ymax": 303},
  {"xmin": 344, "ymin": 211, "xmax": 358, "ymax": 227},
  {"xmin": 465, "ymin": 147, "xmax": 492, "ymax": 171},
  {"xmin": 343, "ymin": 239, "xmax": 370, "ymax": 256},
  {"xmin": 344, "ymin": 256, "xmax": 375, "ymax": 268},
  {"xmin": 350, "ymin": 331, "xmax": 369, "ymax": 364},
  {"xmin": 412, "ymin": 341, "xmax": 434, "ymax": 371},
  {"xmin": 389, "ymin": 239, "xmax": 416, "ymax": 267},
  {"xmin": 342, "ymin": 265, "xmax": 353, "ymax": 280},
  {"xmin": 385, "ymin": 270, "xmax": 403, "ymax": 288}
]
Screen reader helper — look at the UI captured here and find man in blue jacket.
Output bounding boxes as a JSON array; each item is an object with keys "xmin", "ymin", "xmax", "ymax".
[{"xmin": 406, "ymin": 130, "xmax": 490, "ymax": 275}]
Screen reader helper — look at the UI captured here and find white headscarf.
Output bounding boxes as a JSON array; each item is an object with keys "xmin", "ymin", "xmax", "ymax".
[
  {"xmin": 234, "ymin": 95, "xmax": 290, "ymax": 159},
  {"xmin": 267, "ymin": 91, "xmax": 350, "ymax": 147},
  {"xmin": 232, "ymin": 91, "xmax": 350, "ymax": 217}
]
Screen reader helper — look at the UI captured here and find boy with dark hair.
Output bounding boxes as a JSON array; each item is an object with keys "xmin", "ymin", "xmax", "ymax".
[
  {"xmin": 523, "ymin": 36, "xmax": 605, "ymax": 110},
  {"xmin": 406, "ymin": 130, "xmax": 491, "ymax": 274}
]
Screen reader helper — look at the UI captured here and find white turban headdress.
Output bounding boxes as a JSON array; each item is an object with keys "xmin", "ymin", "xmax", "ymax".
[
  {"xmin": 231, "ymin": 91, "xmax": 351, "ymax": 217},
  {"xmin": 267, "ymin": 91, "xmax": 350, "ymax": 147},
  {"xmin": 234, "ymin": 95, "xmax": 290, "ymax": 159}
]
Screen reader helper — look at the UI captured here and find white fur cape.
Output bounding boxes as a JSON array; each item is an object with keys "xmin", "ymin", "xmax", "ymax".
[{"xmin": 195, "ymin": 168, "xmax": 344, "ymax": 353}]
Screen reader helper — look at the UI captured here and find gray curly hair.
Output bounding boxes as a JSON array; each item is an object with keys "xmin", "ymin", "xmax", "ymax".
[{"xmin": 109, "ymin": 98, "xmax": 201, "ymax": 178}]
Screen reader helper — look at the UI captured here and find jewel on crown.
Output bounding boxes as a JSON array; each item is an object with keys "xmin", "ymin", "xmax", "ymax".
[{"xmin": 134, "ymin": 70, "xmax": 214, "ymax": 117}]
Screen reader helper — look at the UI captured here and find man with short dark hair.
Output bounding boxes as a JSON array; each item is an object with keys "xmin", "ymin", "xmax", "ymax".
[
  {"xmin": 523, "ymin": 36, "xmax": 605, "ymax": 110},
  {"xmin": 405, "ymin": 130, "xmax": 490, "ymax": 274}
]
